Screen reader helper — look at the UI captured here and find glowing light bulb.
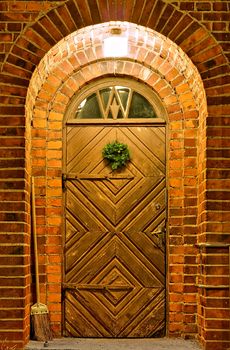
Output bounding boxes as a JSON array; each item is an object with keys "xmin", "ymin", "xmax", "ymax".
[{"xmin": 103, "ymin": 36, "xmax": 128, "ymax": 57}]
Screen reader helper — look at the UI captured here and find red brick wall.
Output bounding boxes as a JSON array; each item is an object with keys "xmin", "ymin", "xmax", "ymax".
[{"xmin": 0, "ymin": 1, "xmax": 229, "ymax": 349}]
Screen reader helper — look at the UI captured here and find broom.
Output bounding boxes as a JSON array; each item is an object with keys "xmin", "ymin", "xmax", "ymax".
[{"xmin": 31, "ymin": 176, "xmax": 53, "ymax": 341}]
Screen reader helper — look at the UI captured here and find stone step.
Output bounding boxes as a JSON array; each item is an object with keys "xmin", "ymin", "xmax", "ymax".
[{"xmin": 26, "ymin": 338, "xmax": 201, "ymax": 350}]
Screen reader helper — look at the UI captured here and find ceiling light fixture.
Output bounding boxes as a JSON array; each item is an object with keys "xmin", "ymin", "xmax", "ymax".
[{"xmin": 103, "ymin": 27, "xmax": 128, "ymax": 57}]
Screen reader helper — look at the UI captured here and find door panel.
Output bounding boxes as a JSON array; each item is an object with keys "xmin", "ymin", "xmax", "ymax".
[{"xmin": 64, "ymin": 125, "xmax": 166, "ymax": 338}]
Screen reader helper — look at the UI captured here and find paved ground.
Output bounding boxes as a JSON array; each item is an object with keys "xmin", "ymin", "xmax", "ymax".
[{"xmin": 26, "ymin": 338, "xmax": 202, "ymax": 350}]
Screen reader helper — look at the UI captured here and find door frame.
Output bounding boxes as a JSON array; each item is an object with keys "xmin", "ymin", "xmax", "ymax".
[{"xmin": 62, "ymin": 78, "xmax": 169, "ymax": 337}]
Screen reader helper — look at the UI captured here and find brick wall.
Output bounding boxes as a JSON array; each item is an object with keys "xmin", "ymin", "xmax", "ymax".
[{"xmin": 0, "ymin": 1, "xmax": 229, "ymax": 349}]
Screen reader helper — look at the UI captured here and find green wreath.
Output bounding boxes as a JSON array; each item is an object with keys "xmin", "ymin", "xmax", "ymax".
[{"xmin": 102, "ymin": 141, "xmax": 130, "ymax": 170}]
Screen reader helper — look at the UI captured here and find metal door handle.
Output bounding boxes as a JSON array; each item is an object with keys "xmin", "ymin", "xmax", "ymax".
[{"xmin": 151, "ymin": 226, "xmax": 166, "ymax": 235}]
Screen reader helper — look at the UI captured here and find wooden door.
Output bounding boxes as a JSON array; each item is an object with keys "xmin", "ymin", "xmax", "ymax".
[{"xmin": 63, "ymin": 124, "xmax": 166, "ymax": 338}]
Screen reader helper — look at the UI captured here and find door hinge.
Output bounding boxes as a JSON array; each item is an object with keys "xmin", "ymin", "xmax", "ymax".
[{"xmin": 62, "ymin": 173, "xmax": 67, "ymax": 190}]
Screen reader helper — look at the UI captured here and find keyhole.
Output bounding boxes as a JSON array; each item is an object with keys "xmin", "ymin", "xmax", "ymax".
[{"xmin": 155, "ymin": 203, "xmax": 161, "ymax": 210}]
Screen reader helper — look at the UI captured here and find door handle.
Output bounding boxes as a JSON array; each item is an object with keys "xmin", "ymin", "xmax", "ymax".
[
  {"xmin": 151, "ymin": 226, "xmax": 166, "ymax": 248},
  {"xmin": 151, "ymin": 226, "xmax": 166, "ymax": 236}
]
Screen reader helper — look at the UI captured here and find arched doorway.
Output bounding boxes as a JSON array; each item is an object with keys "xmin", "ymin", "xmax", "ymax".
[
  {"xmin": 27, "ymin": 22, "xmax": 206, "ymax": 339},
  {"xmin": 63, "ymin": 78, "xmax": 167, "ymax": 337}
]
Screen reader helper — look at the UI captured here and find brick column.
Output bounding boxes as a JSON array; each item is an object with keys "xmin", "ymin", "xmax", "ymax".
[
  {"xmin": 197, "ymin": 103, "xmax": 230, "ymax": 350},
  {"xmin": 0, "ymin": 98, "xmax": 31, "ymax": 348}
]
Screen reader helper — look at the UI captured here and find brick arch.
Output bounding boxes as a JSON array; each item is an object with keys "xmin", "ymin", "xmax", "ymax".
[
  {"xmin": 28, "ymin": 22, "xmax": 204, "ymax": 339},
  {"xmin": 3, "ymin": 0, "xmax": 229, "ymax": 78},
  {"xmin": 27, "ymin": 22, "xmax": 206, "ymax": 116}
]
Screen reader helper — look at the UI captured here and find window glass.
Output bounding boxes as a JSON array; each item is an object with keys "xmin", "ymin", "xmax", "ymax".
[
  {"xmin": 75, "ymin": 93, "xmax": 102, "ymax": 119},
  {"xmin": 117, "ymin": 87, "xmax": 129, "ymax": 108},
  {"xmin": 129, "ymin": 92, "xmax": 157, "ymax": 118},
  {"xmin": 100, "ymin": 88, "xmax": 111, "ymax": 109}
]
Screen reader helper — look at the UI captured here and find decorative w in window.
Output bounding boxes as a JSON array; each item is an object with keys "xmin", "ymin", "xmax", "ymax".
[{"xmin": 75, "ymin": 86, "xmax": 157, "ymax": 119}]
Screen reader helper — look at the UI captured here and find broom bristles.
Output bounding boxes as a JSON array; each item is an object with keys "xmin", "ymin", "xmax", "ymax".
[{"xmin": 31, "ymin": 313, "xmax": 53, "ymax": 341}]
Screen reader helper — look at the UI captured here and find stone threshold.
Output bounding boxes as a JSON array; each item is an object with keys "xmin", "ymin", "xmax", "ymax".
[{"xmin": 26, "ymin": 337, "xmax": 202, "ymax": 350}]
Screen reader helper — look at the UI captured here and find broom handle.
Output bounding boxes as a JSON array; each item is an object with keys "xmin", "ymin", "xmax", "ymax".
[{"xmin": 31, "ymin": 176, "xmax": 40, "ymax": 304}]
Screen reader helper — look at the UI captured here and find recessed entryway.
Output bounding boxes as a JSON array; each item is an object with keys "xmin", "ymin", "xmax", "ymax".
[{"xmin": 28, "ymin": 20, "xmax": 206, "ymax": 344}]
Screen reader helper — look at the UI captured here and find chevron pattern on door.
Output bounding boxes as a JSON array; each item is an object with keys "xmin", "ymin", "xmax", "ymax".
[{"xmin": 63, "ymin": 125, "xmax": 166, "ymax": 337}]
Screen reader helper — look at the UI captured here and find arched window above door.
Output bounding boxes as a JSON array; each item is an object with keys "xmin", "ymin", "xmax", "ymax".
[
  {"xmin": 65, "ymin": 78, "xmax": 167, "ymax": 123},
  {"xmin": 76, "ymin": 86, "xmax": 157, "ymax": 119}
]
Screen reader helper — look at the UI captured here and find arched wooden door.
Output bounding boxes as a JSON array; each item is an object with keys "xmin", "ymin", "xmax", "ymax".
[{"xmin": 63, "ymin": 80, "xmax": 167, "ymax": 338}]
